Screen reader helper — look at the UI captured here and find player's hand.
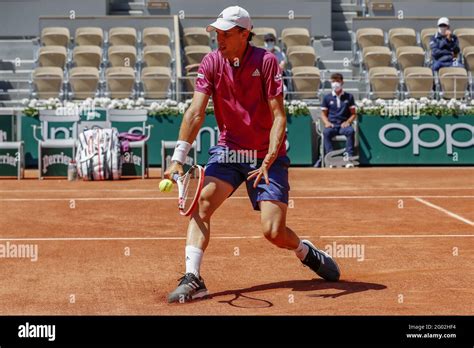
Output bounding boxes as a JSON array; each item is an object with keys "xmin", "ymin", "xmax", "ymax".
[
  {"xmin": 446, "ymin": 29, "xmax": 452, "ymax": 39},
  {"xmin": 164, "ymin": 161, "xmax": 184, "ymax": 182},
  {"xmin": 341, "ymin": 121, "xmax": 351, "ymax": 128},
  {"xmin": 247, "ymin": 153, "xmax": 276, "ymax": 188},
  {"xmin": 324, "ymin": 121, "xmax": 334, "ymax": 128}
]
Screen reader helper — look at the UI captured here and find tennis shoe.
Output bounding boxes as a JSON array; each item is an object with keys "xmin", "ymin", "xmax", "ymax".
[
  {"xmin": 168, "ymin": 273, "xmax": 209, "ymax": 303},
  {"xmin": 301, "ymin": 240, "xmax": 341, "ymax": 282}
]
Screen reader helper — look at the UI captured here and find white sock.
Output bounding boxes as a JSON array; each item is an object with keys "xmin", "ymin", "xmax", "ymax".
[
  {"xmin": 294, "ymin": 240, "xmax": 309, "ymax": 260},
  {"xmin": 185, "ymin": 245, "xmax": 203, "ymax": 277}
]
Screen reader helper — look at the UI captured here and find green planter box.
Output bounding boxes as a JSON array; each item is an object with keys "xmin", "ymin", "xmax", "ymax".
[
  {"xmin": 0, "ymin": 114, "xmax": 14, "ymax": 141},
  {"xmin": 19, "ymin": 113, "xmax": 317, "ymax": 169},
  {"xmin": 20, "ymin": 116, "xmax": 40, "ymax": 168},
  {"xmin": 358, "ymin": 114, "xmax": 474, "ymax": 165},
  {"xmin": 148, "ymin": 114, "xmax": 316, "ymax": 166}
]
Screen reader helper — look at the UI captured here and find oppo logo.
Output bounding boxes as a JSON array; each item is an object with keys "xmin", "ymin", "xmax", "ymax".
[{"xmin": 378, "ymin": 123, "xmax": 474, "ymax": 155}]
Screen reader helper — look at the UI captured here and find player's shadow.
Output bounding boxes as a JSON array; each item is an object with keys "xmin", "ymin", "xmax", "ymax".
[{"xmin": 210, "ymin": 279, "xmax": 387, "ymax": 308}]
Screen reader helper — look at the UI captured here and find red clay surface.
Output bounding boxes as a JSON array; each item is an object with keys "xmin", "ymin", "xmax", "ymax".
[{"xmin": 0, "ymin": 167, "xmax": 473, "ymax": 315}]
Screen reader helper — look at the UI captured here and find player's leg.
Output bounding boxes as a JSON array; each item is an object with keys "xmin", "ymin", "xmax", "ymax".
[
  {"xmin": 247, "ymin": 155, "xmax": 340, "ymax": 282},
  {"xmin": 259, "ymin": 200, "xmax": 299, "ymax": 249},
  {"xmin": 168, "ymin": 145, "xmax": 245, "ymax": 303},
  {"xmin": 259, "ymin": 200, "xmax": 340, "ymax": 282},
  {"xmin": 168, "ymin": 176, "xmax": 234, "ymax": 303},
  {"xmin": 187, "ymin": 175, "xmax": 235, "ymax": 251}
]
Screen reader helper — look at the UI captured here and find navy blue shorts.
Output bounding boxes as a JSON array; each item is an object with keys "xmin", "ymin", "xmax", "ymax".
[{"xmin": 204, "ymin": 145, "xmax": 291, "ymax": 211}]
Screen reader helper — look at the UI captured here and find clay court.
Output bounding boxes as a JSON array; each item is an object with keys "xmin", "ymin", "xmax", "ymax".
[{"xmin": 0, "ymin": 167, "xmax": 473, "ymax": 315}]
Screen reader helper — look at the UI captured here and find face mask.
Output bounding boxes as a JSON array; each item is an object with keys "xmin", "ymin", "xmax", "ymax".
[
  {"xmin": 264, "ymin": 41, "xmax": 275, "ymax": 49},
  {"xmin": 438, "ymin": 27, "xmax": 448, "ymax": 36},
  {"xmin": 331, "ymin": 82, "xmax": 342, "ymax": 92}
]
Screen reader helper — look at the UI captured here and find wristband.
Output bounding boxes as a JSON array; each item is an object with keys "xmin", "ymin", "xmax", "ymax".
[{"xmin": 171, "ymin": 140, "xmax": 191, "ymax": 164}]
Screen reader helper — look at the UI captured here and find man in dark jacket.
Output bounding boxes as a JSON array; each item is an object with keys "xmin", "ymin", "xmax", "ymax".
[{"xmin": 430, "ymin": 17, "xmax": 461, "ymax": 72}]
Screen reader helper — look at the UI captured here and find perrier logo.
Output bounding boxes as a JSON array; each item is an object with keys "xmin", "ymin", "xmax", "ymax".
[
  {"xmin": 42, "ymin": 152, "xmax": 71, "ymax": 174},
  {"xmin": 0, "ymin": 152, "xmax": 19, "ymax": 167}
]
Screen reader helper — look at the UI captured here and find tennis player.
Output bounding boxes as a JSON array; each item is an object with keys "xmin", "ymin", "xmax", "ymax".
[{"xmin": 165, "ymin": 6, "xmax": 340, "ymax": 303}]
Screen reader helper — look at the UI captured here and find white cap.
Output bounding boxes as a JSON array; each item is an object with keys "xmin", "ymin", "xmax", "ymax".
[
  {"xmin": 437, "ymin": 17, "xmax": 450, "ymax": 26},
  {"xmin": 206, "ymin": 6, "xmax": 252, "ymax": 32}
]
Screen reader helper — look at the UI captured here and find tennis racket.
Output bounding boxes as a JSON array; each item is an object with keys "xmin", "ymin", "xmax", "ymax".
[{"xmin": 172, "ymin": 165, "xmax": 205, "ymax": 216}]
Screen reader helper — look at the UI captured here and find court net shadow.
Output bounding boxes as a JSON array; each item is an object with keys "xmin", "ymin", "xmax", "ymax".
[{"xmin": 210, "ymin": 279, "xmax": 387, "ymax": 308}]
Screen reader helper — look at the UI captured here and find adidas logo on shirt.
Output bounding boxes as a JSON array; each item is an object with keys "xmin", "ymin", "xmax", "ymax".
[{"xmin": 252, "ymin": 69, "xmax": 260, "ymax": 77}]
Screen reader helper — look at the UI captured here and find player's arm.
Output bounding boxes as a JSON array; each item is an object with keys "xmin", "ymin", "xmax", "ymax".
[
  {"xmin": 164, "ymin": 91, "xmax": 209, "ymax": 179},
  {"xmin": 267, "ymin": 94, "xmax": 286, "ymax": 160},
  {"xmin": 178, "ymin": 91, "xmax": 209, "ymax": 144},
  {"xmin": 247, "ymin": 94, "xmax": 286, "ymax": 187}
]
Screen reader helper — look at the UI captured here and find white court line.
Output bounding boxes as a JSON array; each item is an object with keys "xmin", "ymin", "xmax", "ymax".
[
  {"xmin": 0, "ymin": 235, "xmax": 268, "ymax": 241},
  {"xmin": 320, "ymin": 234, "xmax": 474, "ymax": 238},
  {"xmin": 0, "ymin": 234, "xmax": 469, "ymax": 241},
  {"xmin": 413, "ymin": 197, "xmax": 474, "ymax": 227},
  {"xmin": 0, "ymin": 186, "xmax": 473, "ymax": 193},
  {"xmin": 1, "ymin": 195, "xmax": 473, "ymax": 202}
]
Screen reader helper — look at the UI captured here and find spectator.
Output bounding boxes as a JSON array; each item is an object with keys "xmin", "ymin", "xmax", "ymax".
[
  {"xmin": 430, "ymin": 17, "xmax": 462, "ymax": 72},
  {"xmin": 263, "ymin": 33, "xmax": 287, "ymax": 71},
  {"xmin": 321, "ymin": 73, "xmax": 356, "ymax": 158}
]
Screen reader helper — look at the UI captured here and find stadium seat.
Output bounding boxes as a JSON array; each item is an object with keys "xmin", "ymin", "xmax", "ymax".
[
  {"xmin": 41, "ymin": 27, "xmax": 70, "ymax": 47},
  {"xmin": 75, "ymin": 27, "xmax": 104, "ymax": 47},
  {"xmin": 143, "ymin": 45, "xmax": 172, "ymax": 67},
  {"xmin": 454, "ymin": 28, "xmax": 474, "ymax": 51},
  {"xmin": 108, "ymin": 45, "xmax": 137, "ymax": 67},
  {"xmin": 185, "ymin": 71, "xmax": 198, "ymax": 93},
  {"xmin": 291, "ymin": 66, "xmax": 320, "ymax": 99},
  {"xmin": 421, "ymin": 28, "xmax": 437, "ymax": 51},
  {"xmin": 184, "ymin": 45, "xmax": 211, "ymax": 66},
  {"xmin": 68, "ymin": 67, "xmax": 99, "ymax": 100},
  {"xmin": 388, "ymin": 28, "xmax": 417, "ymax": 50},
  {"xmin": 38, "ymin": 46, "xmax": 67, "ymax": 68},
  {"xmin": 396, "ymin": 46, "xmax": 425, "ymax": 71},
  {"xmin": 287, "ymin": 45, "xmax": 317, "ymax": 67},
  {"xmin": 105, "ymin": 67, "xmax": 136, "ymax": 98},
  {"xmin": 143, "ymin": 27, "xmax": 171, "ymax": 46},
  {"xmin": 404, "ymin": 67, "xmax": 434, "ymax": 98},
  {"xmin": 362, "ymin": 46, "xmax": 391, "ymax": 70},
  {"xmin": 463, "ymin": 46, "xmax": 474, "ymax": 73},
  {"xmin": 141, "ymin": 66, "xmax": 171, "ymax": 99},
  {"xmin": 439, "ymin": 67, "xmax": 468, "ymax": 99},
  {"xmin": 32, "ymin": 67, "xmax": 63, "ymax": 99},
  {"xmin": 356, "ymin": 28, "xmax": 384, "ymax": 49},
  {"xmin": 281, "ymin": 28, "xmax": 310, "ymax": 47},
  {"xmin": 185, "ymin": 63, "xmax": 200, "ymax": 74},
  {"xmin": 73, "ymin": 45, "xmax": 102, "ymax": 68},
  {"xmin": 368, "ymin": 67, "xmax": 398, "ymax": 99},
  {"xmin": 183, "ymin": 27, "xmax": 210, "ymax": 46},
  {"xmin": 108, "ymin": 27, "xmax": 137, "ymax": 46},
  {"xmin": 252, "ymin": 27, "xmax": 277, "ymax": 47}
]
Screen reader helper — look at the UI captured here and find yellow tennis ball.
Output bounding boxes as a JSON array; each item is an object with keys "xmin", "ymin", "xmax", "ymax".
[{"xmin": 159, "ymin": 179, "xmax": 173, "ymax": 193}]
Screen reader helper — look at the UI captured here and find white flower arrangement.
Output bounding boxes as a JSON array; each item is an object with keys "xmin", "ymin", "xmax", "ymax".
[
  {"xmin": 357, "ymin": 98, "xmax": 474, "ymax": 117},
  {"xmin": 22, "ymin": 97, "xmax": 311, "ymax": 118},
  {"xmin": 284, "ymin": 100, "xmax": 310, "ymax": 116}
]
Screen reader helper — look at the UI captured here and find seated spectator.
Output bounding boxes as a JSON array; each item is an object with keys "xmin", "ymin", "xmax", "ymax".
[
  {"xmin": 430, "ymin": 17, "xmax": 462, "ymax": 72},
  {"xmin": 263, "ymin": 33, "xmax": 288, "ymax": 90},
  {"xmin": 321, "ymin": 73, "xmax": 356, "ymax": 157},
  {"xmin": 263, "ymin": 33, "xmax": 287, "ymax": 70}
]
